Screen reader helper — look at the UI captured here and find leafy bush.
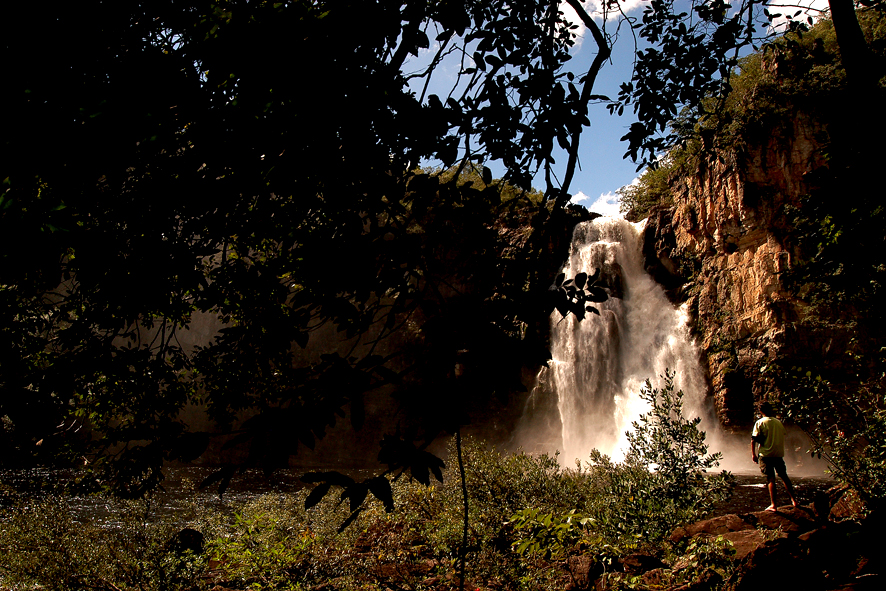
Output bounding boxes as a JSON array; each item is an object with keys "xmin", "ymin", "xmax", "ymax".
[
  {"xmin": 674, "ymin": 534, "xmax": 736, "ymax": 583},
  {"xmin": 511, "ymin": 371, "xmax": 732, "ymax": 556},
  {"xmin": 509, "ymin": 508, "xmax": 592, "ymax": 560},
  {"xmin": 617, "ymin": 152, "xmax": 683, "ymax": 222},
  {"xmin": 585, "ymin": 372, "xmax": 732, "ymax": 544},
  {"xmin": 204, "ymin": 497, "xmax": 317, "ymax": 590}
]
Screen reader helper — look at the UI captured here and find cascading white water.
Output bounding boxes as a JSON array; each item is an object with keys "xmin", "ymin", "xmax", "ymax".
[{"xmin": 531, "ymin": 216, "xmax": 716, "ymax": 464}]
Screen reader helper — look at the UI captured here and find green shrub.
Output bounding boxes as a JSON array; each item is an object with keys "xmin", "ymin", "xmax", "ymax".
[
  {"xmin": 509, "ymin": 508, "xmax": 592, "ymax": 560},
  {"xmin": 0, "ymin": 494, "xmax": 205, "ymax": 591},
  {"xmin": 205, "ymin": 496, "xmax": 317, "ymax": 590},
  {"xmin": 674, "ymin": 534, "xmax": 736, "ymax": 583},
  {"xmin": 617, "ymin": 155, "xmax": 678, "ymax": 222},
  {"xmin": 584, "ymin": 371, "xmax": 733, "ymax": 544},
  {"xmin": 510, "ymin": 371, "xmax": 733, "ymax": 558}
]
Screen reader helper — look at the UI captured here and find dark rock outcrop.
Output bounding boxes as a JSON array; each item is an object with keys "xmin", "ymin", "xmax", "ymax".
[{"xmin": 723, "ymin": 537, "xmax": 826, "ymax": 591}]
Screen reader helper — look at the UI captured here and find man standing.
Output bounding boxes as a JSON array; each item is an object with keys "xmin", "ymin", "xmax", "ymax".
[{"xmin": 751, "ymin": 401, "xmax": 799, "ymax": 511}]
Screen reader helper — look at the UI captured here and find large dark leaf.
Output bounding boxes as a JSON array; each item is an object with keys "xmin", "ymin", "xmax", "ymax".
[
  {"xmin": 199, "ymin": 466, "xmax": 236, "ymax": 497},
  {"xmin": 368, "ymin": 476, "xmax": 394, "ymax": 512},
  {"xmin": 587, "ymin": 286, "xmax": 609, "ymax": 303},
  {"xmin": 304, "ymin": 482, "xmax": 332, "ymax": 509},
  {"xmin": 341, "ymin": 482, "xmax": 369, "ymax": 513}
]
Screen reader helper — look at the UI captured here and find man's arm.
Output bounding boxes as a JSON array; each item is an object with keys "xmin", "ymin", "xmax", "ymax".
[{"xmin": 751, "ymin": 420, "xmax": 766, "ymax": 463}]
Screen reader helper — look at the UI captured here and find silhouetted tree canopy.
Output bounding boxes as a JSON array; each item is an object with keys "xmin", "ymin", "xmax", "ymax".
[
  {"xmin": 2, "ymin": 0, "xmax": 881, "ymax": 504},
  {"xmin": 1, "ymin": 1, "xmax": 606, "ymax": 497}
]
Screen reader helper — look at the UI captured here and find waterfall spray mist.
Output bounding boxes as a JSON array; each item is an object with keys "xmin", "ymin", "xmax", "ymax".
[{"xmin": 522, "ymin": 216, "xmax": 724, "ymax": 465}]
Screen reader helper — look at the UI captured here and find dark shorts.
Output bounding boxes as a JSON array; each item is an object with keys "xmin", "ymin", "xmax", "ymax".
[{"xmin": 759, "ymin": 456, "xmax": 788, "ymax": 479}]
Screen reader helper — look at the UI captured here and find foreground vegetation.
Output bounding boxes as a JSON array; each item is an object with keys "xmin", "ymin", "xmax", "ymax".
[{"xmin": 1, "ymin": 377, "xmax": 734, "ymax": 591}]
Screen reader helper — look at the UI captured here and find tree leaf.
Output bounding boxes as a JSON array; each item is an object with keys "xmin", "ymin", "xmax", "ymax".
[
  {"xmin": 368, "ymin": 476, "xmax": 394, "ymax": 512},
  {"xmin": 305, "ymin": 482, "xmax": 331, "ymax": 509}
]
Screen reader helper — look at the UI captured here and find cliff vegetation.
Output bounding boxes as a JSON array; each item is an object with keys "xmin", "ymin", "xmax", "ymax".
[{"xmin": 625, "ymin": 7, "xmax": 886, "ymax": 509}]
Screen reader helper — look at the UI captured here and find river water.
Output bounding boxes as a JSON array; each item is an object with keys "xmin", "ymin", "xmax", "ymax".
[{"xmin": 0, "ymin": 466, "xmax": 308, "ymax": 528}]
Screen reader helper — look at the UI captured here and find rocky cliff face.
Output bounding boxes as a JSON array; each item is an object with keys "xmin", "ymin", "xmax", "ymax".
[{"xmin": 642, "ymin": 116, "xmax": 832, "ymax": 431}]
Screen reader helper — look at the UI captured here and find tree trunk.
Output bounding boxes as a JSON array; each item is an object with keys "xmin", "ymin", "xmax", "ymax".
[{"xmin": 827, "ymin": 0, "xmax": 878, "ymax": 88}]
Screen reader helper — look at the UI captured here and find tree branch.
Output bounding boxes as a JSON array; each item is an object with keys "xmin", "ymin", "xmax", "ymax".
[{"xmin": 558, "ymin": 0, "xmax": 612, "ymax": 209}]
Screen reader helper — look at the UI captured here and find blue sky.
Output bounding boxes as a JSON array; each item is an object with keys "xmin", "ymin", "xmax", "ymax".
[
  {"xmin": 405, "ymin": 0, "xmax": 827, "ymax": 217},
  {"xmin": 558, "ymin": 0, "xmax": 828, "ymax": 216},
  {"xmin": 404, "ymin": 1, "xmax": 646, "ymax": 217}
]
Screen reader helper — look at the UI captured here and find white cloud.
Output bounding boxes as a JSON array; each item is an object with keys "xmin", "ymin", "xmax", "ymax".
[
  {"xmin": 764, "ymin": 0, "xmax": 830, "ymax": 31},
  {"xmin": 572, "ymin": 190, "xmax": 591, "ymax": 203},
  {"xmin": 562, "ymin": 0, "xmax": 647, "ymax": 24},
  {"xmin": 574, "ymin": 190, "xmax": 622, "ymax": 217},
  {"xmin": 562, "ymin": 0, "xmax": 649, "ymax": 48}
]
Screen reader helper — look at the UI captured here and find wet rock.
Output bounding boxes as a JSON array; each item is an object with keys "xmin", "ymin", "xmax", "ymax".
[
  {"xmin": 671, "ymin": 506, "xmax": 816, "ymax": 549},
  {"xmin": 168, "ymin": 527, "xmax": 204, "ymax": 555},
  {"xmin": 621, "ymin": 553, "xmax": 668, "ymax": 576},
  {"xmin": 829, "ymin": 487, "xmax": 867, "ymax": 521},
  {"xmin": 670, "ymin": 513, "xmax": 756, "ymax": 545},
  {"xmin": 672, "ymin": 569, "xmax": 723, "ymax": 591},
  {"xmin": 750, "ymin": 505, "xmax": 817, "ymax": 534},
  {"xmin": 665, "ymin": 502, "xmax": 884, "ymax": 591},
  {"xmin": 635, "ymin": 567, "xmax": 670, "ymax": 589},
  {"xmin": 565, "ymin": 555, "xmax": 606, "ymax": 591},
  {"xmin": 723, "ymin": 537, "xmax": 826, "ymax": 591},
  {"xmin": 719, "ymin": 529, "xmax": 781, "ymax": 560}
]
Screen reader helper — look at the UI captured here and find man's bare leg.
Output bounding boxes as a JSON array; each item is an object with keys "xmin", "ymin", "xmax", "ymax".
[
  {"xmin": 766, "ymin": 479, "xmax": 778, "ymax": 511},
  {"xmin": 781, "ymin": 475, "xmax": 799, "ymax": 507}
]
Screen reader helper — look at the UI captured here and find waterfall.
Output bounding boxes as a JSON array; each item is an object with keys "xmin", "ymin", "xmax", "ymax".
[{"xmin": 524, "ymin": 216, "xmax": 715, "ymax": 464}]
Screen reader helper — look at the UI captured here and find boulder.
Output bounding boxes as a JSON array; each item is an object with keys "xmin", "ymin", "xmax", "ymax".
[
  {"xmin": 667, "ymin": 503, "xmax": 883, "ymax": 591},
  {"xmin": 565, "ymin": 555, "xmax": 605, "ymax": 591},
  {"xmin": 750, "ymin": 505, "xmax": 817, "ymax": 534},
  {"xmin": 718, "ymin": 529, "xmax": 781, "ymax": 560},
  {"xmin": 670, "ymin": 513, "xmax": 756, "ymax": 545},
  {"xmin": 670, "ymin": 506, "xmax": 816, "ymax": 547},
  {"xmin": 621, "ymin": 553, "xmax": 669, "ymax": 576},
  {"xmin": 723, "ymin": 537, "xmax": 826, "ymax": 591},
  {"xmin": 671, "ymin": 569, "xmax": 724, "ymax": 591}
]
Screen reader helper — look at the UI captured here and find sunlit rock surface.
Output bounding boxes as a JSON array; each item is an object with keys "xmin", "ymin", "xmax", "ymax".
[{"xmin": 641, "ymin": 114, "xmax": 835, "ymax": 432}]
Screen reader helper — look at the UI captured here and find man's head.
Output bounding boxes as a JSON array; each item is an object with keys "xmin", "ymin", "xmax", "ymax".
[{"xmin": 760, "ymin": 401, "xmax": 775, "ymax": 416}]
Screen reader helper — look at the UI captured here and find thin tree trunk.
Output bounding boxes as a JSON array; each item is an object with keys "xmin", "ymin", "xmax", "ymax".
[
  {"xmin": 457, "ymin": 428, "xmax": 468, "ymax": 591},
  {"xmin": 827, "ymin": 0, "xmax": 878, "ymax": 88}
]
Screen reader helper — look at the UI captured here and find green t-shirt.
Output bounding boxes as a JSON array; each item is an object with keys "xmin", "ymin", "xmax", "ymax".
[{"xmin": 752, "ymin": 416, "xmax": 785, "ymax": 458}]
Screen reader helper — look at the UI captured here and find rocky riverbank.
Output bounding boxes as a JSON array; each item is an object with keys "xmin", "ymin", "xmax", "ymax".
[{"xmin": 565, "ymin": 485, "xmax": 880, "ymax": 591}]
